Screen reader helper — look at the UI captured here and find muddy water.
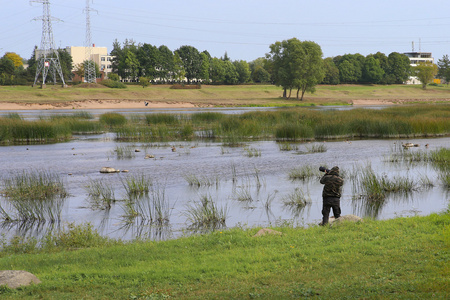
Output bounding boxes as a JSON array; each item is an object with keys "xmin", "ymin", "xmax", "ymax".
[{"xmin": 1, "ymin": 134, "xmax": 449, "ymax": 241}]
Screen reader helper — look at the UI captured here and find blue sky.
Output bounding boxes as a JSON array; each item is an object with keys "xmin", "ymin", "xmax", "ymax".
[{"xmin": 2, "ymin": 1, "xmax": 449, "ymax": 62}]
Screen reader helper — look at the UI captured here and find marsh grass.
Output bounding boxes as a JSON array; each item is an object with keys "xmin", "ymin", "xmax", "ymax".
[
  {"xmin": 122, "ymin": 184, "xmax": 171, "ymax": 225},
  {"xmin": 0, "ymin": 118, "xmax": 71, "ymax": 144},
  {"xmin": 288, "ymin": 165, "xmax": 317, "ymax": 181},
  {"xmin": 121, "ymin": 174, "xmax": 152, "ymax": 197},
  {"xmin": 243, "ymin": 146, "xmax": 261, "ymax": 157},
  {"xmin": 282, "ymin": 188, "xmax": 312, "ymax": 208},
  {"xmin": 233, "ymin": 186, "xmax": 253, "ymax": 202},
  {"xmin": 184, "ymin": 174, "xmax": 221, "ymax": 188},
  {"xmin": 113, "ymin": 145, "xmax": 136, "ymax": 159},
  {"xmin": 184, "ymin": 194, "xmax": 227, "ymax": 229},
  {"xmin": 0, "ymin": 170, "xmax": 67, "ymax": 223},
  {"xmin": 145, "ymin": 113, "xmax": 179, "ymax": 125},
  {"xmin": 99, "ymin": 112, "xmax": 127, "ymax": 127},
  {"xmin": 353, "ymin": 166, "xmax": 416, "ymax": 202},
  {"xmin": 2, "ymin": 170, "xmax": 67, "ymax": 201},
  {"xmin": 277, "ymin": 142, "xmax": 299, "ymax": 151},
  {"xmin": 305, "ymin": 142, "xmax": 327, "ymax": 153},
  {"xmin": 85, "ymin": 179, "xmax": 116, "ymax": 209}
]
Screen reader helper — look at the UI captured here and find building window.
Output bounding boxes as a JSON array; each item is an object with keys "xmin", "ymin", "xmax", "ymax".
[{"xmin": 101, "ymin": 57, "xmax": 105, "ymax": 61}]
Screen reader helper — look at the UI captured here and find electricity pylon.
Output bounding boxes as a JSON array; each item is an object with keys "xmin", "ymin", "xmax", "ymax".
[
  {"xmin": 84, "ymin": 0, "xmax": 97, "ymax": 83},
  {"xmin": 31, "ymin": 0, "xmax": 66, "ymax": 87}
]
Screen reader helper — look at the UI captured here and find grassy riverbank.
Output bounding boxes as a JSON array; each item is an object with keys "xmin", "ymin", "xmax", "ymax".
[
  {"xmin": 0, "ymin": 210, "xmax": 449, "ymax": 299},
  {"xmin": 0, "ymin": 84, "xmax": 450, "ymax": 108},
  {"xmin": 1, "ymin": 104, "xmax": 449, "ymax": 144}
]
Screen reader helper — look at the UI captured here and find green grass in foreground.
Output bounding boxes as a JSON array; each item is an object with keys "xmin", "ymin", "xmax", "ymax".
[{"xmin": 0, "ymin": 209, "xmax": 449, "ymax": 299}]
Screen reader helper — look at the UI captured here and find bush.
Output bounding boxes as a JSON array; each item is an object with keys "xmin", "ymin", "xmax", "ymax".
[
  {"xmin": 170, "ymin": 84, "xmax": 201, "ymax": 89},
  {"xmin": 99, "ymin": 112, "xmax": 127, "ymax": 126},
  {"xmin": 100, "ymin": 79, "xmax": 127, "ymax": 89}
]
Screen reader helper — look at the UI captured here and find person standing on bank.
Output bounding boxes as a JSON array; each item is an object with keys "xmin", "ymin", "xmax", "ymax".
[{"xmin": 319, "ymin": 166, "xmax": 344, "ymax": 225}]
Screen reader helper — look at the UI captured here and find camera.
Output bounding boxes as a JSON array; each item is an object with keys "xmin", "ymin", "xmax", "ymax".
[{"xmin": 319, "ymin": 166, "xmax": 330, "ymax": 173}]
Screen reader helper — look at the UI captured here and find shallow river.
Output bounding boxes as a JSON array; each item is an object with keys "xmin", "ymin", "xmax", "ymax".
[{"xmin": 0, "ymin": 107, "xmax": 449, "ymax": 241}]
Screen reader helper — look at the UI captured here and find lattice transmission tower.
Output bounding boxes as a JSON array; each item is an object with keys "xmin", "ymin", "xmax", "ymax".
[
  {"xmin": 31, "ymin": 0, "xmax": 66, "ymax": 87},
  {"xmin": 84, "ymin": 0, "xmax": 97, "ymax": 83}
]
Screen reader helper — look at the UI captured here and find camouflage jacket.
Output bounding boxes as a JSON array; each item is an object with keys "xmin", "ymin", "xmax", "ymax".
[{"xmin": 320, "ymin": 166, "xmax": 344, "ymax": 198}]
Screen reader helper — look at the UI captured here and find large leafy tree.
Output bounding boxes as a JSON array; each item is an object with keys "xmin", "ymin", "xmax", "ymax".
[
  {"xmin": 110, "ymin": 39, "xmax": 138, "ymax": 80},
  {"xmin": 210, "ymin": 57, "xmax": 225, "ymax": 84},
  {"xmin": 413, "ymin": 61, "xmax": 438, "ymax": 89},
  {"xmin": 57, "ymin": 49, "xmax": 73, "ymax": 81},
  {"xmin": 158, "ymin": 45, "xmax": 174, "ymax": 82},
  {"xmin": 125, "ymin": 51, "xmax": 140, "ymax": 81},
  {"xmin": 368, "ymin": 52, "xmax": 389, "ymax": 83},
  {"xmin": 222, "ymin": 60, "xmax": 238, "ymax": 85},
  {"xmin": 172, "ymin": 52, "xmax": 185, "ymax": 83},
  {"xmin": 233, "ymin": 60, "xmax": 251, "ymax": 84},
  {"xmin": 4, "ymin": 52, "xmax": 23, "ymax": 68},
  {"xmin": 437, "ymin": 54, "xmax": 450, "ymax": 85},
  {"xmin": 175, "ymin": 45, "xmax": 202, "ymax": 84},
  {"xmin": 335, "ymin": 53, "xmax": 365, "ymax": 83},
  {"xmin": 137, "ymin": 43, "xmax": 159, "ymax": 79},
  {"xmin": 199, "ymin": 52, "xmax": 210, "ymax": 83},
  {"xmin": 249, "ymin": 57, "xmax": 271, "ymax": 83},
  {"xmin": 387, "ymin": 52, "xmax": 411, "ymax": 84},
  {"xmin": 362, "ymin": 56, "xmax": 384, "ymax": 83},
  {"xmin": 267, "ymin": 38, "xmax": 324, "ymax": 100},
  {"xmin": 322, "ymin": 57, "xmax": 339, "ymax": 85}
]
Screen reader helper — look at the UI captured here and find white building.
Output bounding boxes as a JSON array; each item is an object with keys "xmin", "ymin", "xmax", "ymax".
[
  {"xmin": 403, "ymin": 52, "xmax": 434, "ymax": 84},
  {"xmin": 64, "ymin": 46, "xmax": 114, "ymax": 79}
]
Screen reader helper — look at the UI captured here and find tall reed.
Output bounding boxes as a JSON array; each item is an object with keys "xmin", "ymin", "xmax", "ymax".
[
  {"xmin": 85, "ymin": 179, "xmax": 116, "ymax": 209},
  {"xmin": 184, "ymin": 194, "xmax": 227, "ymax": 230},
  {"xmin": 1, "ymin": 170, "xmax": 67, "ymax": 223}
]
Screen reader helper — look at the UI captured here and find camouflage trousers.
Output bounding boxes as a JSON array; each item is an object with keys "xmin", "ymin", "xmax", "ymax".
[{"xmin": 321, "ymin": 197, "xmax": 341, "ymax": 225}]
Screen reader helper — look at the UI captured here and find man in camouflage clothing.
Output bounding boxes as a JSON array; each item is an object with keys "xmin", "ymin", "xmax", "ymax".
[{"xmin": 319, "ymin": 166, "xmax": 344, "ymax": 225}]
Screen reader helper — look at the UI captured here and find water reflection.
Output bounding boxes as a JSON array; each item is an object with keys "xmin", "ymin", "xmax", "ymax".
[{"xmin": 0, "ymin": 135, "xmax": 449, "ymax": 241}]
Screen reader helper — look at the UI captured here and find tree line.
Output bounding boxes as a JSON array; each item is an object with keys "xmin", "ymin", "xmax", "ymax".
[{"xmin": 2, "ymin": 38, "xmax": 450, "ymax": 95}]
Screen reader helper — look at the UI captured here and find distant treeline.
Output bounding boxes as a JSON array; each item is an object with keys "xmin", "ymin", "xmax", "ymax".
[{"xmin": 1, "ymin": 38, "xmax": 450, "ymax": 86}]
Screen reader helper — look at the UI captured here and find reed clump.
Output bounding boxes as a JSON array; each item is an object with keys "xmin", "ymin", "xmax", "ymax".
[
  {"xmin": 282, "ymin": 188, "xmax": 312, "ymax": 208},
  {"xmin": 99, "ymin": 112, "xmax": 127, "ymax": 127},
  {"xmin": 184, "ymin": 194, "xmax": 227, "ymax": 230},
  {"xmin": 121, "ymin": 174, "xmax": 152, "ymax": 197},
  {"xmin": 288, "ymin": 165, "xmax": 317, "ymax": 181},
  {"xmin": 85, "ymin": 179, "xmax": 116, "ymax": 209},
  {"xmin": 0, "ymin": 170, "xmax": 67, "ymax": 223}
]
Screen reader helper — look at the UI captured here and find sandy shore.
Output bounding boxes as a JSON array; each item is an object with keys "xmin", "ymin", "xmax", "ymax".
[
  {"xmin": 0, "ymin": 99, "xmax": 397, "ymax": 111},
  {"xmin": 0, "ymin": 100, "xmax": 200, "ymax": 111}
]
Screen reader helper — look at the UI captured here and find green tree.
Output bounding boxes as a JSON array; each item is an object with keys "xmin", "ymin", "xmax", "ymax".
[
  {"xmin": 210, "ymin": 57, "xmax": 225, "ymax": 84},
  {"xmin": 199, "ymin": 52, "xmax": 210, "ymax": 83},
  {"xmin": 110, "ymin": 39, "xmax": 138, "ymax": 80},
  {"xmin": 108, "ymin": 73, "xmax": 119, "ymax": 81},
  {"xmin": 57, "ymin": 49, "xmax": 73, "ymax": 81},
  {"xmin": 267, "ymin": 38, "xmax": 324, "ymax": 100},
  {"xmin": 158, "ymin": 45, "xmax": 174, "ymax": 82},
  {"xmin": 322, "ymin": 57, "xmax": 339, "ymax": 85},
  {"xmin": 139, "ymin": 76, "xmax": 151, "ymax": 88},
  {"xmin": 336, "ymin": 54, "xmax": 365, "ymax": 83},
  {"xmin": 172, "ymin": 52, "xmax": 186, "ymax": 83},
  {"xmin": 293, "ymin": 41, "xmax": 325, "ymax": 100},
  {"xmin": 368, "ymin": 52, "xmax": 389, "ymax": 83},
  {"xmin": 437, "ymin": 54, "xmax": 450, "ymax": 85},
  {"xmin": 387, "ymin": 52, "xmax": 411, "ymax": 84},
  {"xmin": 362, "ymin": 56, "xmax": 384, "ymax": 83},
  {"xmin": 125, "ymin": 51, "xmax": 140, "ymax": 81},
  {"xmin": 251, "ymin": 65, "xmax": 271, "ymax": 83},
  {"xmin": 249, "ymin": 58, "xmax": 270, "ymax": 83},
  {"xmin": 0, "ymin": 56, "xmax": 15, "ymax": 85},
  {"xmin": 223, "ymin": 60, "xmax": 238, "ymax": 85},
  {"xmin": 413, "ymin": 61, "xmax": 438, "ymax": 89},
  {"xmin": 175, "ymin": 45, "xmax": 201, "ymax": 84},
  {"xmin": 137, "ymin": 44, "xmax": 159, "ymax": 79},
  {"xmin": 233, "ymin": 60, "xmax": 251, "ymax": 84},
  {"xmin": 4, "ymin": 52, "xmax": 23, "ymax": 68}
]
